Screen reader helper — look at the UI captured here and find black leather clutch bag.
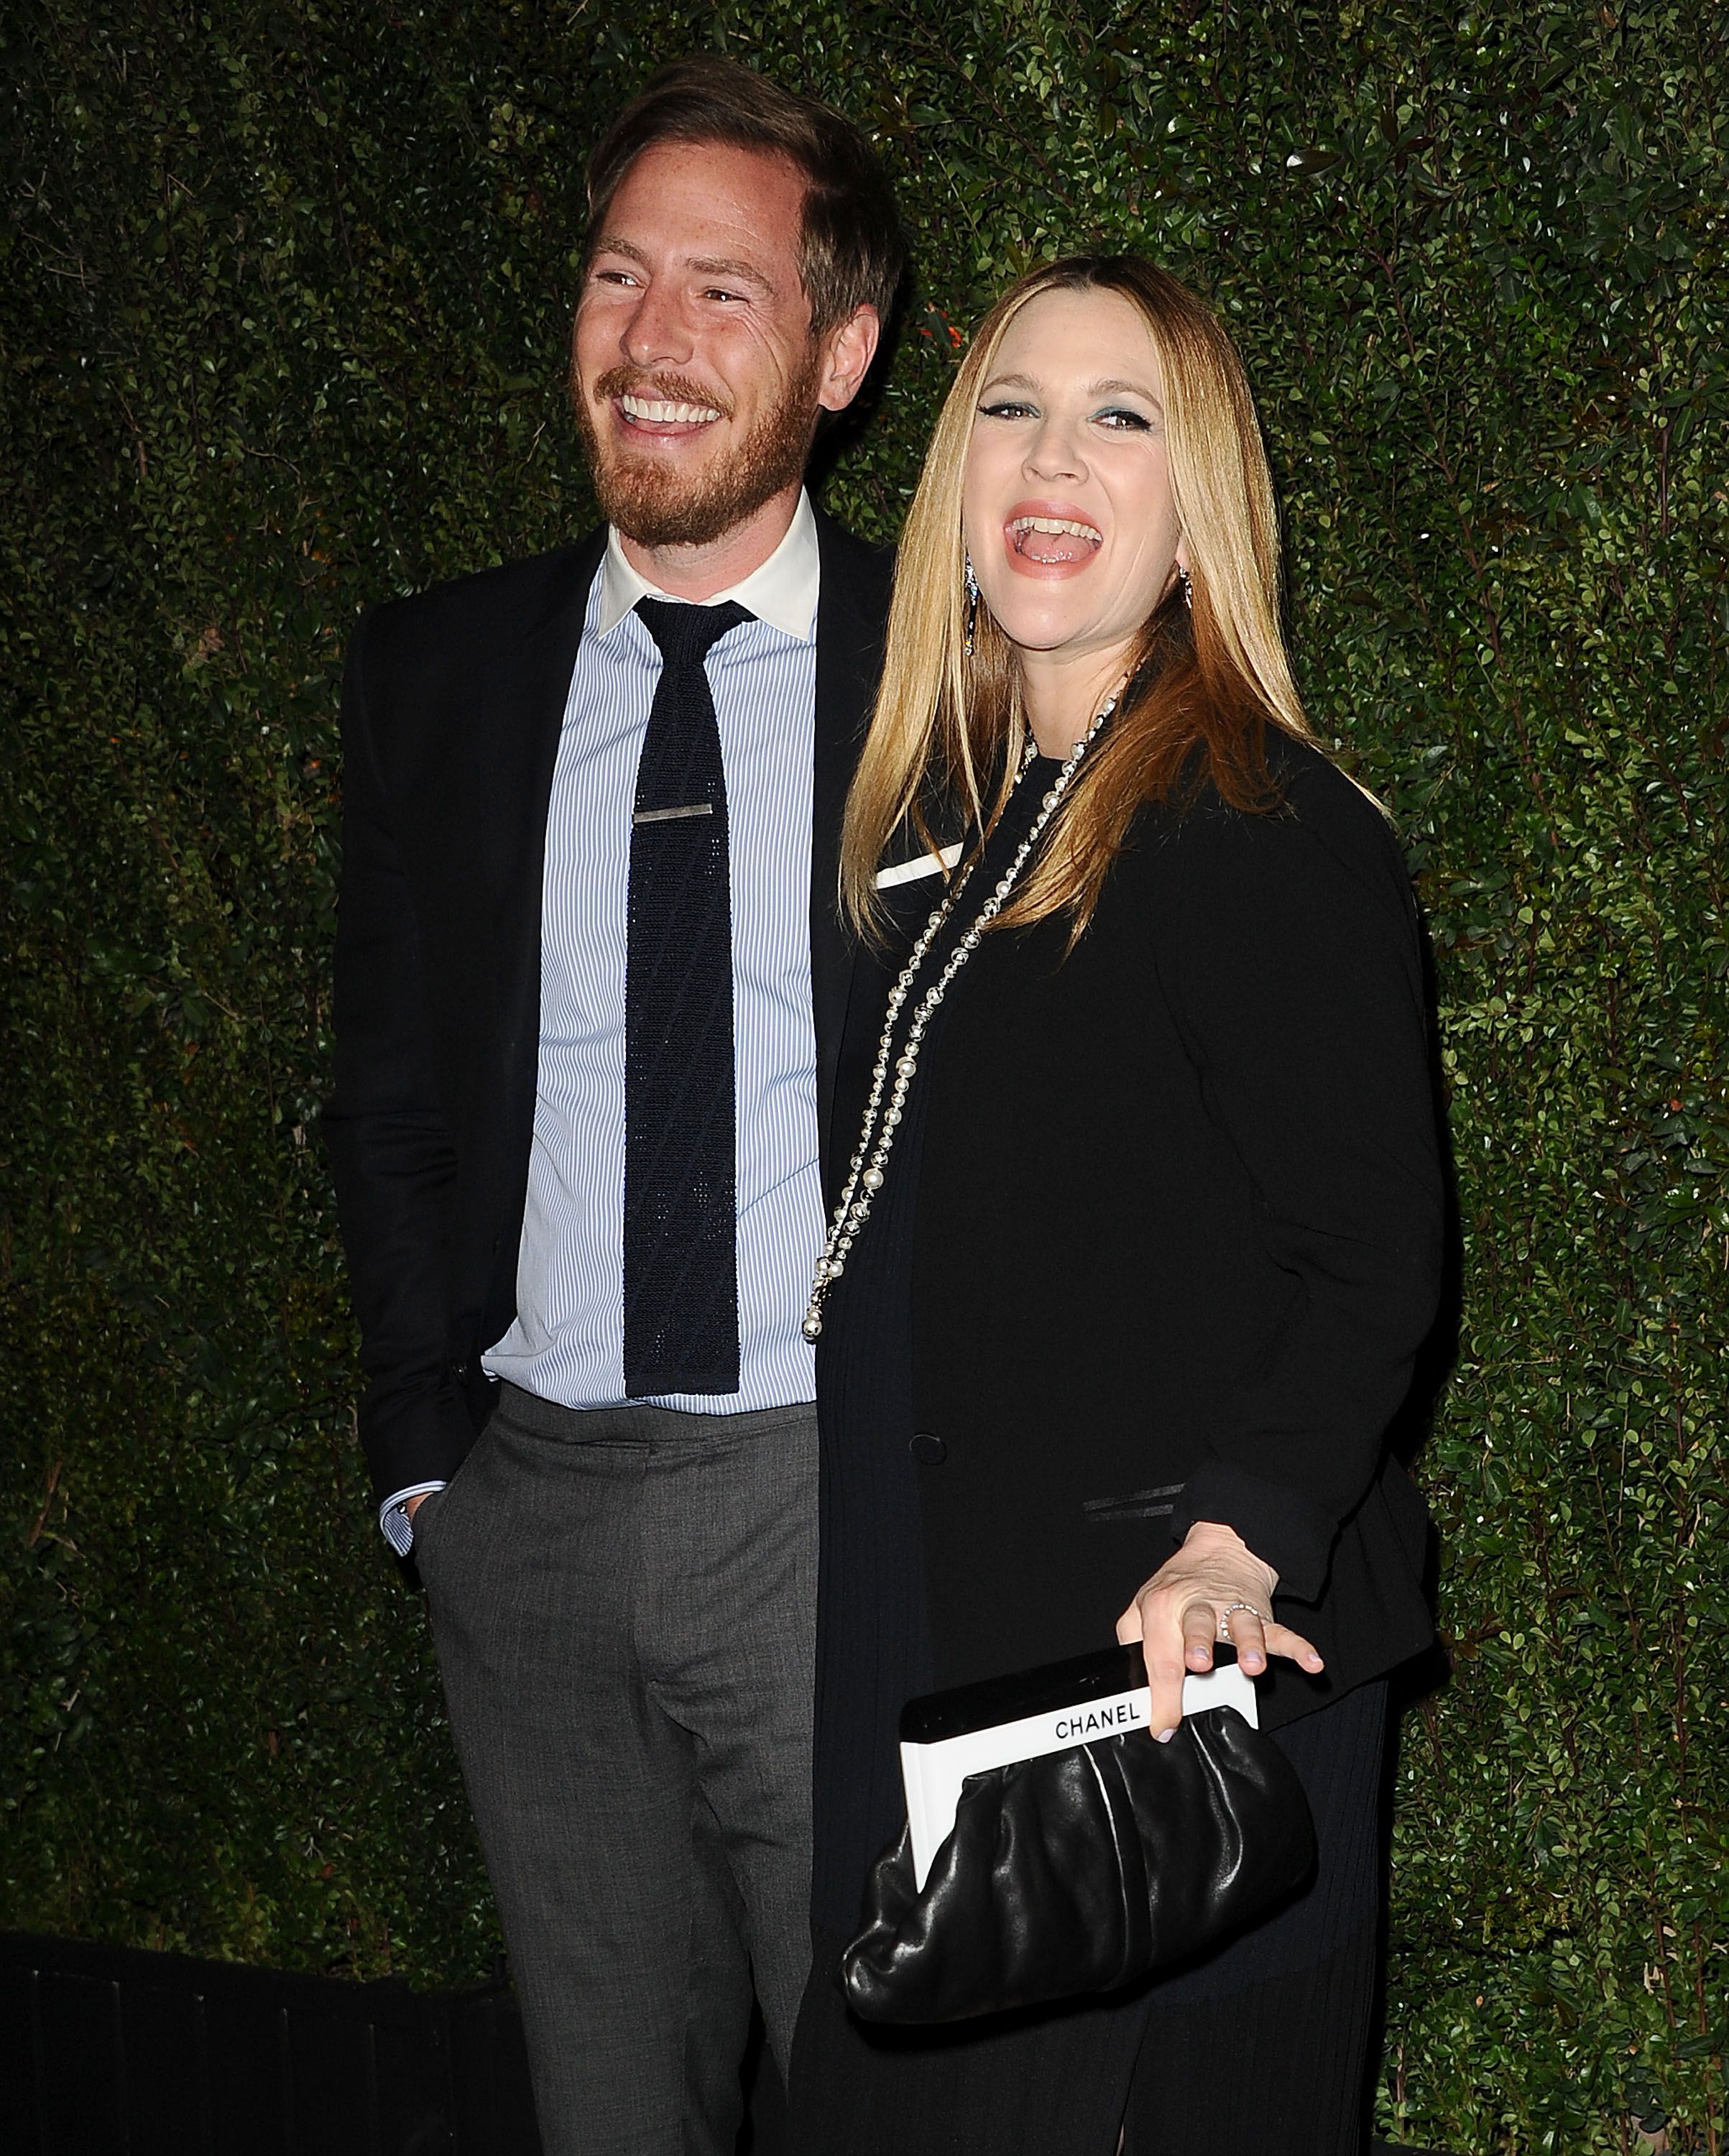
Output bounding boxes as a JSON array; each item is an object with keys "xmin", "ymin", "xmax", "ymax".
[{"xmin": 842, "ymin": 1644, "xmax": 1317, "ymax": 2024}]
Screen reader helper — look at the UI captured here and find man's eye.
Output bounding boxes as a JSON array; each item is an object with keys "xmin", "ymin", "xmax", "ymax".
[
  {"xmin": 704, "ymin": 287, "xmax": 746, "ymax": 303},
  {"xmin": 593, "ymin": 269, "xmax": 638, "ymax": 288},
  {"xmin": 979, "ymin": 400, "xmax": 1036, "ymax": 420}
]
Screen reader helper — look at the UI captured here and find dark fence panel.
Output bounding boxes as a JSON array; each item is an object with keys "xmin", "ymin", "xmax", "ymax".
[{"xmin": 1, "ymin": 1932, "xmax": 541, "ymax": 2156}]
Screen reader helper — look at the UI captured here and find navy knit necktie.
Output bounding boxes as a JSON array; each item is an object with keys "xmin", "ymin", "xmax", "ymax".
[{"xmin": 624, "ymin": 597, "xmax": 751, "ymax": 1396}]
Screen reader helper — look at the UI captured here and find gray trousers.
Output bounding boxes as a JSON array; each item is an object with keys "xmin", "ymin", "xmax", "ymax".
[{"xmin": 415, "ymin": 1383, "xmax": 819, "ymax": 2156}]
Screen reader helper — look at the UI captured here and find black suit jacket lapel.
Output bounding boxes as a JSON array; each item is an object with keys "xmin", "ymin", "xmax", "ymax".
[
  {"xmin": 483, "ymin": 527, "xmax": 607, "ymax": 1332},
  {"xmin": 811, "ymin": 510, "xmax": 893, "ymax": 1166}
]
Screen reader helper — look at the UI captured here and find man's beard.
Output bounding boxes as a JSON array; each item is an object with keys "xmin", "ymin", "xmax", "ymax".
[{"xmin": 572, "ymin": 354, "xmax": 822, "ymax": 549}]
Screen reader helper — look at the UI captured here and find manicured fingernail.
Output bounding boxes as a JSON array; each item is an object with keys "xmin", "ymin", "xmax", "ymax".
[{"xmin": 1156, "ymin": 1728, "xmax": 1175, "ymax": 1743}]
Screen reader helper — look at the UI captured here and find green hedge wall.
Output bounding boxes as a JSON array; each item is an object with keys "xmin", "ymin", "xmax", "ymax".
[{"xmin": 4, "ymin": 3, "xmax": 1725, "ymax": 2147}]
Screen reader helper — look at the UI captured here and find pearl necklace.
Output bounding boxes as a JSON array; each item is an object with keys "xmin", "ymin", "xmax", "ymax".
[{"xmin": 802, "ymin": 696, "xmax": 1116, "ymax": 1343}]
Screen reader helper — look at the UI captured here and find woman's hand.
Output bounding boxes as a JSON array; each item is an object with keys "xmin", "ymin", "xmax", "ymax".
[{"xmin": 1116, "ymin": 1520, "xmax": 1324, "ymax": 1741}]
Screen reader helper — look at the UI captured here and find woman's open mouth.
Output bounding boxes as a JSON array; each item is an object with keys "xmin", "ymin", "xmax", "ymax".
[{"xmin": 1007, "ymin": 514, "xmax": 1102, "ymax": 566}]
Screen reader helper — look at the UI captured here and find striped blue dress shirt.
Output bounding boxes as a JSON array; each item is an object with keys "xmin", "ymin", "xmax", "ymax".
[{"xmin": 381, "ymin": 497, "xmax": 825, "ymax": 1549}]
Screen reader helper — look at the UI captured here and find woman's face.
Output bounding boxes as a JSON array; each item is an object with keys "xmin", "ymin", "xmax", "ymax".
[{"xmin": 962, "ymin": 287, "xmax": 1188, "ymax": 681}]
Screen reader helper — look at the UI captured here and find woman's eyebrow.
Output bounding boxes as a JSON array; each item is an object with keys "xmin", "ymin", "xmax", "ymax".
[{"xmin": 980, "ymin": 369, "xmax": 1163, "ymax": 406}]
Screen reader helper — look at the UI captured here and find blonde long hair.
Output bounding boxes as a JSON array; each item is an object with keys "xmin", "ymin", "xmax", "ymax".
[{"xmin": 840, "ymin": 256, "xmax": 1319, "ymax": 941}]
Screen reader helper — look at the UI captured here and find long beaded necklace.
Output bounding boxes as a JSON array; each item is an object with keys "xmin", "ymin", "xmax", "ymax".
[{"xmin": 801, "ymin": 694, "xmax": 1117, "ymax": 1343}]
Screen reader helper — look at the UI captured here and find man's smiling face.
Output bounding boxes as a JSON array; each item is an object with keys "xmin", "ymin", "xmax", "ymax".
[{"xmin": 572, "ymin": 139, "xmax": 831, "ymax": 551}]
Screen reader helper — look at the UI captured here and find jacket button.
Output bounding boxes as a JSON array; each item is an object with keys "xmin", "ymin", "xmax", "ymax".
[{"xmin": 909, "ymin": 1432, "xmax": 947, "ymax": 1465}]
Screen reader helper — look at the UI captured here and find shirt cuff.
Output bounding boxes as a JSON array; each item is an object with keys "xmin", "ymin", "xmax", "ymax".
[{"xmin": 379, "ymin": 1482, "xmax": 448, "ymax": 1556}]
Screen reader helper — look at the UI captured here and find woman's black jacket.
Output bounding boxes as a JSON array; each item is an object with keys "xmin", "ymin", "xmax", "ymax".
[{"xmin": 876, "ymin": 737, "xmax": 1449, "ymax": 1726}]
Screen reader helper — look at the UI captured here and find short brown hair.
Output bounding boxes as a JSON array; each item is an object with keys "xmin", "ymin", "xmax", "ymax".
[{"xmin": 585, "ymin": 55, "xmax": 905, "ymax": 338}]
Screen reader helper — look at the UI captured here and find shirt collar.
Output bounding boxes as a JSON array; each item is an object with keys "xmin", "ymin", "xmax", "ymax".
[{"xmin": 595, "ymin": 489, "xmax": 820, "ymax": 643}]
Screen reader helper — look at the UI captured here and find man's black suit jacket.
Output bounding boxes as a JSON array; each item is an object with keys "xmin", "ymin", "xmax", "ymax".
[{"xmin": 325, "ymin": 510, "xmax": 895, "ymax": 1506}]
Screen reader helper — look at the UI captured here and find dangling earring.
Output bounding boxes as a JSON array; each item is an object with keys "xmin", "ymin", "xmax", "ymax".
[
  {"xmin": 964, "ymin": 553, "xmax": 980, "ymax": 657},
  {"xmin": 1179, "ymin": 566, "xmax": 1193, "ymax": 609}
]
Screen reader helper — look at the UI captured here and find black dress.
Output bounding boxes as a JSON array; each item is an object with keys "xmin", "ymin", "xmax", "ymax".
[{"xmin": 793, "ymin": 737, "xmax": 1445, "ymax": 2155}]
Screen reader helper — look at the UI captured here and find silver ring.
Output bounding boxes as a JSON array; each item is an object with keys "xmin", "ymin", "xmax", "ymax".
[{"xmin": 1219, "ymin": 1602, "xmax": 1268, "ymax": 1641}]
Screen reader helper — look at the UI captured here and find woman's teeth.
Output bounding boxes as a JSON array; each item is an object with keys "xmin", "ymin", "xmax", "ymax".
[
  {"xmin": 622, "ymin": 395, "xmax": 722, "ymax": 425},
  {"xmin": 1010, "ymin": 515, "xmax": 1102, "ymax": 562}
]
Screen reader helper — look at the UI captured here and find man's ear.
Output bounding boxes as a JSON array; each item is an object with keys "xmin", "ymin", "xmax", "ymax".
[{"xmin": 816, "ymin": 304, "xmax": 882, "ymax": 415}]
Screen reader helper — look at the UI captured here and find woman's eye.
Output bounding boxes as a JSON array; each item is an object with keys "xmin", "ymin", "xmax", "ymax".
[
  {"xmin": 1097, "ymin": 407, "xmax": 1153, "ymax": 431},
  {"xmin": 979, "ymin": 400, "xmax": 1036, "ymax": 420}
]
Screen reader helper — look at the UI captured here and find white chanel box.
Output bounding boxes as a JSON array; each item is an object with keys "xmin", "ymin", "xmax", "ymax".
[{"xmin": 898, "ymin": 1642, "xmax": 1260, "ymax": 1889}]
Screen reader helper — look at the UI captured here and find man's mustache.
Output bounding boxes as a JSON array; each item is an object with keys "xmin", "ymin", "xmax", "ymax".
[{"xmin": 589, "ymin": 365, "xmax": 735, "ymax": 421}]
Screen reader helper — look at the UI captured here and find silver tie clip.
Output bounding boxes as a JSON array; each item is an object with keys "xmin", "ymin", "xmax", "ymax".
[{"xmin": 633, "ymin": 802, "xmax": 715, "ymax": 825}]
